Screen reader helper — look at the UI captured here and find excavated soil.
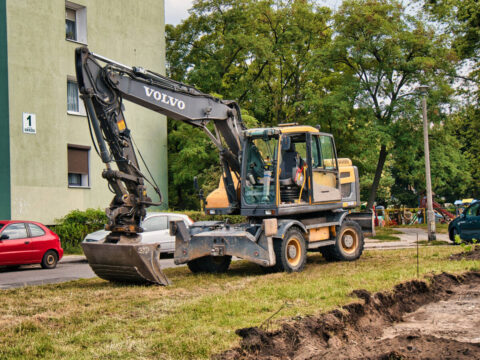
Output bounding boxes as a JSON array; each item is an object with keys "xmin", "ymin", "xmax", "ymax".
[
  {"xmin": 450, "ymin": 247, "xmax": 480, "ymax": 260},
  {"xmin": 217, "ymin": 272, "xmax": 480, "ymax": 360}
]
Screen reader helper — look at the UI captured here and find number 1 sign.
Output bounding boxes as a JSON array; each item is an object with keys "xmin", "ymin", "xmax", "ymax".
[{"xmin": 22, "ymin": 112, "xmax": 36, "ymax": 134}]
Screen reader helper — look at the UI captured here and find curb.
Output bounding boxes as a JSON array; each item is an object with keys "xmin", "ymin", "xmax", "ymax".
[{"xmin": 60, "ymin": 255, "xmax": 88, "ymax": 264}]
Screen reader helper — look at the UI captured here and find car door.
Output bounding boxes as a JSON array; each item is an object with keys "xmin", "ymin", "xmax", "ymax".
[
  {"xmin": 458, "ymin": 203, "xmax": 480, "ymax": 241},
  {"xmin": 0, "ymin": 223, "xmax": 32, "ymax": 265},
  {"xmin": 309, "ymin": 134, "xmax": 341, "ymax": 203},
  {"xmin": 140, "ymin": 215, "xmax": 170, "ymax": 252},
  {"xmin": 26, "ymin": 223, "xmax": 49, "ymax": 263}
]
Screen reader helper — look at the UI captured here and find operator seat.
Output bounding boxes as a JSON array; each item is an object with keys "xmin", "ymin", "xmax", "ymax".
[{"xmin": 280, "ymin": 136, "xmax": 298, "ymax": 186}]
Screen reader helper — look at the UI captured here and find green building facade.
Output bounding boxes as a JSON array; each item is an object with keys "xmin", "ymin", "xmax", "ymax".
[{"xmin": 0, "ymin": 0, "xmax": 167, "ymax": 224}]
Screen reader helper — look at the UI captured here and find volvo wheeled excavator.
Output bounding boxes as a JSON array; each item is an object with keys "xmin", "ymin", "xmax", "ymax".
[{"xmin": 76, "ymin": 47, "xmax": 374, "ymax": 285}]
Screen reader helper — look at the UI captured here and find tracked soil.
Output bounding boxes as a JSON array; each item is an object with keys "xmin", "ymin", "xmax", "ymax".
[
  {"xmin": 217, "ymin": 271, "xmax": 480, "ymax": 360},
  {"xmin": 450, "ymin": 246, "xmax": 480, "ymax": 260}
]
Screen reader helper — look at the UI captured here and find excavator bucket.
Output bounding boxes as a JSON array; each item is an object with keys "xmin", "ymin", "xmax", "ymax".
[{"xmin": 81, "ymin": 241, "xmax": 171, "ymax": 285}]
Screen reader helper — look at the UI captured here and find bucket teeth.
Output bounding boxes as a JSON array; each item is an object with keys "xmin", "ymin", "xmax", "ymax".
[{"xmin": 81, "ymin": 242, "xmax": 171, "ymax": 285}]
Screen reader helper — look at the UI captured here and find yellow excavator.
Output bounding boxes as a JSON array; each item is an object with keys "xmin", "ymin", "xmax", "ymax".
[{"xmin": 76, "ymin": 47, "xmax": 374, "ymax": 285}]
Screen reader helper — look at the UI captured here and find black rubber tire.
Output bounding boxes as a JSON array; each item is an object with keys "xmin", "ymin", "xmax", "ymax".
[
  {"xmin": 187, "ymin": 255, "xmax": 232, "ymax": 274},
  {"xmin": 41, "ymin": 250, "xmax": 58, "ymax": 269},
  {"xmin": 319, "ymin": 245, "xmax": 337, "ymax": 261},
  {"xmin": 323, "ymin": 221, "xmax": 364, "ymax": 261},
  {"xmin": 450, "ymin": 228, "xmax": 459, "ymax": 243},
  {"xmin": 272, "ymin": 227, "xmax": 307, "ymax": 273}
]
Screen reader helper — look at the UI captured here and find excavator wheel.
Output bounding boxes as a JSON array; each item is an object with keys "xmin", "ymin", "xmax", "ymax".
[
  {"xmin": 321, "ymin": 221, "xmax": 363, "ymax": 261},
  {"xmin": 187, "ymin": 256, "xmax": 232, "ymax": 274},
  {"xmin": 272, "ymin": 227, "xmax": 307, "ymax": 273}
]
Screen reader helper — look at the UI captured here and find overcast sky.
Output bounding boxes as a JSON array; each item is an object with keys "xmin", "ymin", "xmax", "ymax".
[{"xmin": 165, "ymin": 0, "xmax": 343, "ymax": 25}]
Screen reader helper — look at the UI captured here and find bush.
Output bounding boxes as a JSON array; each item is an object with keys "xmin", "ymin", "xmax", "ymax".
[
  {"xmin": 178, "ymin": 210, "xmax": 246, "ymax": 224},
  {"xmin": 51, "ymin": 209, "xmax": 107, "ymax": 254}
]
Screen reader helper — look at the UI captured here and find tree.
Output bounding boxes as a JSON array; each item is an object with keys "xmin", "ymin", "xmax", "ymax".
[
  {"xmin": 166, "ymin": 0, "xmax": 332, "ymax": 209},
  {"xmin": 328, "ymin": 0, "xmax": 456, "ymax": 208}
]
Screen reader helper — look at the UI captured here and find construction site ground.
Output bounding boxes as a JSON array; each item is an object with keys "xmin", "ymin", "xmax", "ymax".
[
  {"xmin": 219, "ymin": 269, "xmax": 480, "ymax": 360},
  {"xmin": 1, "ymin": 244, "xmax": 478, "ymax": 359}
]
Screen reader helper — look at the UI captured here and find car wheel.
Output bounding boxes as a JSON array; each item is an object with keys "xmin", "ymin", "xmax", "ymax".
[
  {"xmin": 187, "ymin": 255, "xmax": 232, "ymax": 274},
  {"xmin": 272, "ymin": 227, "xmax": 307, "ymax": 273},
  {"xmin": 450, "ymin": 228, "xmax": 460, "ymax": 243},
  {"xmin": 41, "ymin": 250, "xmax": 58, "ymax": 269}
]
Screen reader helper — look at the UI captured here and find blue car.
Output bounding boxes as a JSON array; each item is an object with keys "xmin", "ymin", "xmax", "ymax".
[{"xmin": 449, "ymin": 201, "xmax": 480, "ymax": 243}]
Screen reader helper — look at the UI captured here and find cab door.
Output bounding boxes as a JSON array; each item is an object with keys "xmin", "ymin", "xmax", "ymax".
[{"xmin": 309, "ymin": 134, "xmax": 341, "ymax": 203}]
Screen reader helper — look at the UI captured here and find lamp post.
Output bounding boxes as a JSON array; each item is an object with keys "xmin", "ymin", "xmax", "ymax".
[{"xmin": 418, "ymin": 85, "xmax": 436, "ymax": 241}]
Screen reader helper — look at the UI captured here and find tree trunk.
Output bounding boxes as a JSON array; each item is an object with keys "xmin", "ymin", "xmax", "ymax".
[{"xmin": 366, "ymin": 144, "xmax": 388, "ymax": 209}]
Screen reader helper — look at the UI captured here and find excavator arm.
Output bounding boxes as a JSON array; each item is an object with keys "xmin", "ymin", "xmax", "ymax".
[{"xmin": 75, "ymin": 47, "xmax": 244, "ymax": 285}]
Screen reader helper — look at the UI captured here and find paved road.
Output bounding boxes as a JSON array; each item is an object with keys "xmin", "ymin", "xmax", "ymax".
[
  {"xmin": 365, "ymin": 227, "xmax": 451, "ymax": 250},
  {"xmin": 0, "ymin": 256, "xmax": 179, "ymax": 290}
]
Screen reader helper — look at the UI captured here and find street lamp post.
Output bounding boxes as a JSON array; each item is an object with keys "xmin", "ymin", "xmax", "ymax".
[{"xmin": 418, "ymin": 85, "xmax": 436, "ymax": 241}]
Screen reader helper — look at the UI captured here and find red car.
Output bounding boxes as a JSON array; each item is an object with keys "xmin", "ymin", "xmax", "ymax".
[{"xmin": 0, "ymin": 220, "xmax": 63, "ymax": 269}]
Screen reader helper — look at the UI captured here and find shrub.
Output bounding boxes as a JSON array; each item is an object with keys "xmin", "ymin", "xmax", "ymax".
[
  {"xmin": 178, "ymin": 210, "xmax": 246, "ymax": 224},
  {"xmin": 51, "ymin": 209, "xmax": 107, "ymax": 253}
]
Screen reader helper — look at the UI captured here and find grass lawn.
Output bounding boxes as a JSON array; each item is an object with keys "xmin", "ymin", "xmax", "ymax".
[{"xmin": 0, "ymin": 247, "xmax": 477, "ymax": 360}]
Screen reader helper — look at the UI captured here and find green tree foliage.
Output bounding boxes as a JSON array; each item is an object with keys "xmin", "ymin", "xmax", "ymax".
[
  {"xmin": 166, "ymin": 0, "xmax": 332, "ymax": 209},
  {"xmin": 327, "ymin": 0, "xmax": 456, "ymax": 208},
  {"xmin": 164, "ymin": 0, "xmax": 475, "ymax": 210},
  {"xmin": 424, "ymin": 0, "xmax": 480, "ymax": 59}
]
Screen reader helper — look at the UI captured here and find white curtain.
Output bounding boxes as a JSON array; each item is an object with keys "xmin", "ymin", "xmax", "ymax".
[{"xmin": 67, "ymin": 81, "xmax": 79, "ymax": 112}]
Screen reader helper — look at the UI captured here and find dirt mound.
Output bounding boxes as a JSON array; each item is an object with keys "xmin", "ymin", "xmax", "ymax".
[
  {"xmin": 450, "ymin": 247, "xmax": 480, "ymax": 260},
  {"xmin": 216, "ymin": 272, "xmax": 480, "ymax": 360}
]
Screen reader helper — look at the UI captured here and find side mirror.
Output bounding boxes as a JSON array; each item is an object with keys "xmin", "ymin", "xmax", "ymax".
[{"xmin": 0, "ymin": 234, "xmax": 9, "ymax": 240}]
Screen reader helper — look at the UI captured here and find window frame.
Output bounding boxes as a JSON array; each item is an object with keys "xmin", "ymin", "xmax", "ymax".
[
  {"xmin": 65, "ymin": 1, "xmax": 87, "ymax": 44},
  {"xmin": 67, "ymin": 144, "xmax": 90, "ymax": 189},
  {"xmin": 67, "ymin": 77, "xmax": 86, "ymax": 116}
]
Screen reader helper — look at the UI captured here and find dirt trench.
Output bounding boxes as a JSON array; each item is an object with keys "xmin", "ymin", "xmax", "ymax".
[
  {"xmin": 450, "ymin": 246, "xmax": 480, "ymax": 261},
  {"xmin": 216, "ymin": 271, "xmax": 480, "ymax": 360}
]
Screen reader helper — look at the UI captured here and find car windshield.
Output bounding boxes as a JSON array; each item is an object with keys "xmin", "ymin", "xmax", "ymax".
[{"xmin": 244, "ymin": 136, "xmax": 278, "ymax": 205}]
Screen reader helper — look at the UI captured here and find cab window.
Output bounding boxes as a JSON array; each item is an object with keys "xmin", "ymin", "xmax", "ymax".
[{"xmin": 320, "ymin": 136, "xmax": 337, "ymax": 170}]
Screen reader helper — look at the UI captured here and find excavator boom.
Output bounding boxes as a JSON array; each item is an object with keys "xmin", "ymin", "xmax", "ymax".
[{"xmin": 75, "ymin": 47, "xmax": 244, "ymax": 285}]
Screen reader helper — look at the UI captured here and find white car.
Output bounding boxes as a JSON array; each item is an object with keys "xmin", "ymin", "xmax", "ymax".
[{"xmin": 83, "ymin": 212, "xmax": 194, "ymax": 254}]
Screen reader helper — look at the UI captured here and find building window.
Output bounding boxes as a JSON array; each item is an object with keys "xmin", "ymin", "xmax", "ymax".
[
  {"xmin": 65, "ymin": 1, "xmax": 87, "ymax": 44},
  {"xmin": 68, "ymin": 145, "xmax": 90, "ymax": 188},
  {"xmin": 67, "ymin": 77, "xmax": 86, "ymax": 115}
]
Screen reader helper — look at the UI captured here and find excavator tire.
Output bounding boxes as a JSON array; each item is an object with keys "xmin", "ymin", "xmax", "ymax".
[
  {"xmin": 272, "ymin": 227, "xmax": 307, "ymax": 273},
  {"xmin": 187, "ymin": 256, "xmax": 232, "ymax": 274},
  {"xmin": 321, "ymin": 221, "xmax": 363, "ymax": 261}
]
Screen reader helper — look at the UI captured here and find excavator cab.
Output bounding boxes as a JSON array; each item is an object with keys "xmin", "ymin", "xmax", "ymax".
[{"xmin": 240, "ymin": 125, "xmax": 355, "ymax": 217}]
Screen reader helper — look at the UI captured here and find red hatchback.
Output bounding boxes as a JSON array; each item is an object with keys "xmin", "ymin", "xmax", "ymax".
[{"xmin": 0, "ymin": 221, "xmax": 63, "ymax": 269}]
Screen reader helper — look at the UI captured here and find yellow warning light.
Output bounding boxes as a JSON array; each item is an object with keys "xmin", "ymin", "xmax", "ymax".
[{"xmin": 117, "ymin": 120, "xmax": 126, "ymax": 131}]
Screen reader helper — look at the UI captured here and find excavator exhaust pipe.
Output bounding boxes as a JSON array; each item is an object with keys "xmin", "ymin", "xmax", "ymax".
[{"xmin": 81, "ymin": 240, "xmax": 171, "ymax": 286}]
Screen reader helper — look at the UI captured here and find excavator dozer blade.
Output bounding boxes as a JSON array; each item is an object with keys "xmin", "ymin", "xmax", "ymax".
[{"xmin": 81, "ymin": 242, "xmax": 171, "ymax": 285}]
